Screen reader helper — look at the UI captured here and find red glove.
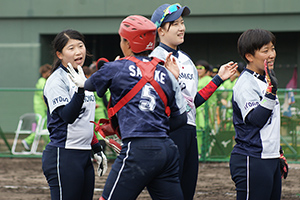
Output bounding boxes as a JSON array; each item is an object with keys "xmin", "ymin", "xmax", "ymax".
[
  {"xmin": 279, "ymin": 148, "xmax": 288, "ymax": 179},
  {"xmin": 91, "ymin": 119, "xmax": 122, "ymax": 154},
  {"xmin": 264, "ymin": 60, "xmax": 278, "ymax": 95}
]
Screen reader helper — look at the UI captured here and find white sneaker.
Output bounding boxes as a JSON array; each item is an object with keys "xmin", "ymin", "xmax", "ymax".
[{"xmin": 22, "ymin": 139, "xmax": 30, "ymax": 150}]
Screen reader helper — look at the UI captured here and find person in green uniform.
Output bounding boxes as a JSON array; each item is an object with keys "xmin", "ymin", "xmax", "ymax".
[
  {"xmin": 94, "ymin": 58, "xmax": 111, "ymax": 145},
  {"xmin": 195, "ymin": 60, "xmax": 217, "ymax": 155},
  {"xmin": 94, "ymin": 58, "xmax": 110, "ymax": 122},
  {"xmin": 22, "ymin": 64, "xmax": 51, "ymax": 150},
  {"xmin": 219, "ymin": 62, "xmax": 245, "ymax": 130}
]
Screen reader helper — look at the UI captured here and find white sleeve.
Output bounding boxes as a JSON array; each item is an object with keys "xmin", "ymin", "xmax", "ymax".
[
  {"xmin": 44, "ymin": 73, "xmax": 72, "ymax": 114},
  {"xmin": 233, "ymin": 78, "xmax": 261, "ymax": 122}
]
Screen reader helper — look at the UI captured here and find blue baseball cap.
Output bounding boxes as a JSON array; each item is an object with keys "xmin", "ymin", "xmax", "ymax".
[{"xmin": 151, "ymin": 3, "xmax": 190, "ymax": 28}]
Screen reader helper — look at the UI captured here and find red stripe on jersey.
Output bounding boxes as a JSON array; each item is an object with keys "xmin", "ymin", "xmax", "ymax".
[{"xmin": 198, "ymin": 81, "xmax": 218, "ymax": 100}]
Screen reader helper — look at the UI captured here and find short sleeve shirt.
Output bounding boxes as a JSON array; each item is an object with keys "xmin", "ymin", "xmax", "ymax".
[
  {"xmin": 150, "ymin": 44, "xmax": 198, "ymax": 126},
  {"xmin": 231, "ymin": 69, "xmax": 280, "ymax": 159},
  {"xmin": 43, "ymin": 66, "xmax": 95, "ymax": 149}
]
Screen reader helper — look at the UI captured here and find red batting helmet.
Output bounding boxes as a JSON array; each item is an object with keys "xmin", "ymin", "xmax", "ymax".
[{"xmin": 118, "ymin": 15, "xmax": 156, "ymax": 53}]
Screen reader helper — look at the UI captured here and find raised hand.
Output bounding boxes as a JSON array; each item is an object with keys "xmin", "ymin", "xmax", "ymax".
[
  {"xmin": 165, "ymin": 52, "xmax": 180, "ymax": 80},
  {"xmin": 217, "ymin": 61, "xmax": 238, "ymax": 81},
  {"xmin": 67, "ymin": 62, "xmax": 86, "ymax": 88},
  {"xmin": 264, "ymin": 60, "xmax": 278, "ymax": 95}
]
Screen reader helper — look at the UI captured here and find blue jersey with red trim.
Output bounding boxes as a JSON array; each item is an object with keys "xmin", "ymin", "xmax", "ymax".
[{"xmin": 88, "ymin": 56, "xmax": 186, "ymax": 140}]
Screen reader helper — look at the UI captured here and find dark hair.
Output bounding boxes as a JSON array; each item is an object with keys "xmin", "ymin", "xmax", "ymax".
[
  {"xmin": 51, "ymin": 29, "xmax": 91, "ymax": 72},
  {"xmin": 237, "ymin": 62, "xmax": 245, "ymax": 73},
  {"xmin": 237, "ymin": 29, "xmax": 276, "ymax": 64},
  {"xmin": 161, "ymin": 21, "xmax": 174, "ymax": 31},
  {"xmin": 154, "ymin": 21, "xmax": 175, "ymax": 47},
  {"xmin": 133, "ymin": 50, "xmax": 152, "ymax": 57},
  {"xmin": 195, "ymin": 60, "xmax": 210, "ymax": 71}
]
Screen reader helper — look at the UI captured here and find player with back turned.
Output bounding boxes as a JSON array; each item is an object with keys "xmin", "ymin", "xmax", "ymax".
[
  {"xmin": 229, "ymin": 29, "xmax": 288, "ymax": 200},
  {"xmin": 68, "ymin": 15, "xmax": 187, "ymax": 199}
]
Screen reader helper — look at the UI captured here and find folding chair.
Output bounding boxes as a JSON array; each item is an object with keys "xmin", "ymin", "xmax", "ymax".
[
  {"xmin": 0, "ymin": 125, "xmax": 11, "ymax": 152},
  {"xmin": 11, "ymin": 113, "xmax": 42, "ymax": 155},
  {"xmin": 31, "ymin": 116, "xmax": 49, "ymax": 155}
]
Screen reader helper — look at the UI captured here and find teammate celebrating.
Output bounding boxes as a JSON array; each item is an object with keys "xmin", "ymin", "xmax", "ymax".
[
  {"xmin": 68, "ymin": 15, "xmax": 187, "ymax": 199},
  {"xmin": 150, "ymin": 3, "xmax": 237, "ymax": 199},
  {"xmin": 229, "ymin": 29, "xmax": 286, "ymax": 200},
  {"xmin": 42, "ymin": 29, "xmax": 107, "ymax": 200}
]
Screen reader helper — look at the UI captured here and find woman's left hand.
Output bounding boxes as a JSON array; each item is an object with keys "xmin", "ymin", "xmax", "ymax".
[{"xmin": 217, "ymin": 61, "xmax": 238, "ymax": 81}]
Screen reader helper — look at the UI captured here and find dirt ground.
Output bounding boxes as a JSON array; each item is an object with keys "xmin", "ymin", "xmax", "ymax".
[{"xmin": 0, "ymin": 157, "xmax": 299, "ymax": 200}]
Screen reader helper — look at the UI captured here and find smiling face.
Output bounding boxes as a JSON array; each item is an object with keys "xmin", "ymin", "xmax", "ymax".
[
  {"xmin": 246, "ymin": 42, "xmax": 276, "ymax": 75},
  {"xmin": 56, "ymin": 38, "xmax": 86, "ymax": 69},
  {"xmin": 158, "ymin": 16, "xmax": 185, "ymax": 50}
]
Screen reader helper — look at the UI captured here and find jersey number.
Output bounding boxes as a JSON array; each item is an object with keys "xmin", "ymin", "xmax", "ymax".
[{"xmin": 139, "ymin": 84, "xmax": 156, "ymax": 112}]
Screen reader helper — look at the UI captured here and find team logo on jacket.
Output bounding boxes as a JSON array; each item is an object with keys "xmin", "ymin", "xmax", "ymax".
[
  {"xmin": 52, "ymin": 96, "xmax": 69, "ymax": 105},
  {"xmin": 244, "ymin": 101, "xmax": 259, "ymax": 110},
  {"xmin": 84, "ymin": 94, "xmax": 95, "ymax": 102},
  {"xmin": 179, "ymin": 72, "xmax": 194, "ymax": 80}
]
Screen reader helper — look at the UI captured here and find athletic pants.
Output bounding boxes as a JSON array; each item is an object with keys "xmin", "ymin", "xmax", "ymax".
[
  {"xmin": 42, "ymin": 145, "xmax": 95, "ymax": 200},
  {"xmin": 230, "ymin": 154, "xmax": 281, "ymax": 200},
  {"xmin": 101, "ymin": 137, "xmax": 183, "ymax": 200},
  {"xmin": 169, "ymin": 124, "xmax": 199, "ymax": 200}
]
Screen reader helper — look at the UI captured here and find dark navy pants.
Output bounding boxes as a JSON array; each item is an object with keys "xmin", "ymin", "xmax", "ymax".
[
  {"xmin": 169, "ymin": 124, "xmax": 199, "ymax": 200},
  {"xmin": 230, "ymin": 154, "xmax": 281, "ymax": 200},
  {"xmin": 101, "ymin": 137, "xmax": 183, "ymax": 200},
  {"xmin": 42, "ymin": 145, "xmax": 95, "ymax": 200}
]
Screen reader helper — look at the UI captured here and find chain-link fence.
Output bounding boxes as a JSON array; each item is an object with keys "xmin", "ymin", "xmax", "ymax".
[{"xmin": 197, "ymin": 89, "xmax": 300, "ymax": 163}]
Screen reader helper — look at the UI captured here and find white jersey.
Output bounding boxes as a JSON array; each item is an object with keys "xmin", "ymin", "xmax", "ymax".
[
  {"xmin": 232, "ymin": 69, "xmax": 280, "ymax": 159},
  {"xmin": 43, "ymin": 66, "xmax": 95, "ymax": 150},
  {"xmin": 150, "ymin": 44, "xmax": 198, "ymax": 126}
]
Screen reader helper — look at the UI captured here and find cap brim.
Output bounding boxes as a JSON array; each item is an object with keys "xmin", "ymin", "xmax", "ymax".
[{"xmin": 164, "ymin": 6, "xmax": 190, "ymax": 23}]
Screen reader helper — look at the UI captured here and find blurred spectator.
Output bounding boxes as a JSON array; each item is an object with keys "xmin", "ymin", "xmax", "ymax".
[
  {"xmin": 87, "ymin": 58, "xmax": 111, "ymax": 150},
  {"xmin": 196, "ymin": 60, "xmax": 210, "ymax": 81},
  {"xmin": 210, "ymin": 65, "xmax": 219, "ymax": 77},
  {"xmin": 195, "ymin": 60, "xmax": 217, "ymax": 155},
  {"xmin": 89, "ymin": 61, "xmax": 97, "ymax": 74},
  {"xmin": 93, "ymin": 58, "xmax": 110, "ymax": 122},
  {"xmin": 22, "ymin": 64, "xmax": 52, "ymax": 150},
  {"xmin": 221, "ymin": 62, "xmax": 245, "ymax": 105},
  {"xmin": 282, "ymin": 67, "xmax": 297, "ymax": 117},
  {"xmin": 83, "ymin": 65, "xmax": 92, "ymax": 78},
  {"xmin": 219, "ymin": 62, "xmax": 245, "ymax": 130}
]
